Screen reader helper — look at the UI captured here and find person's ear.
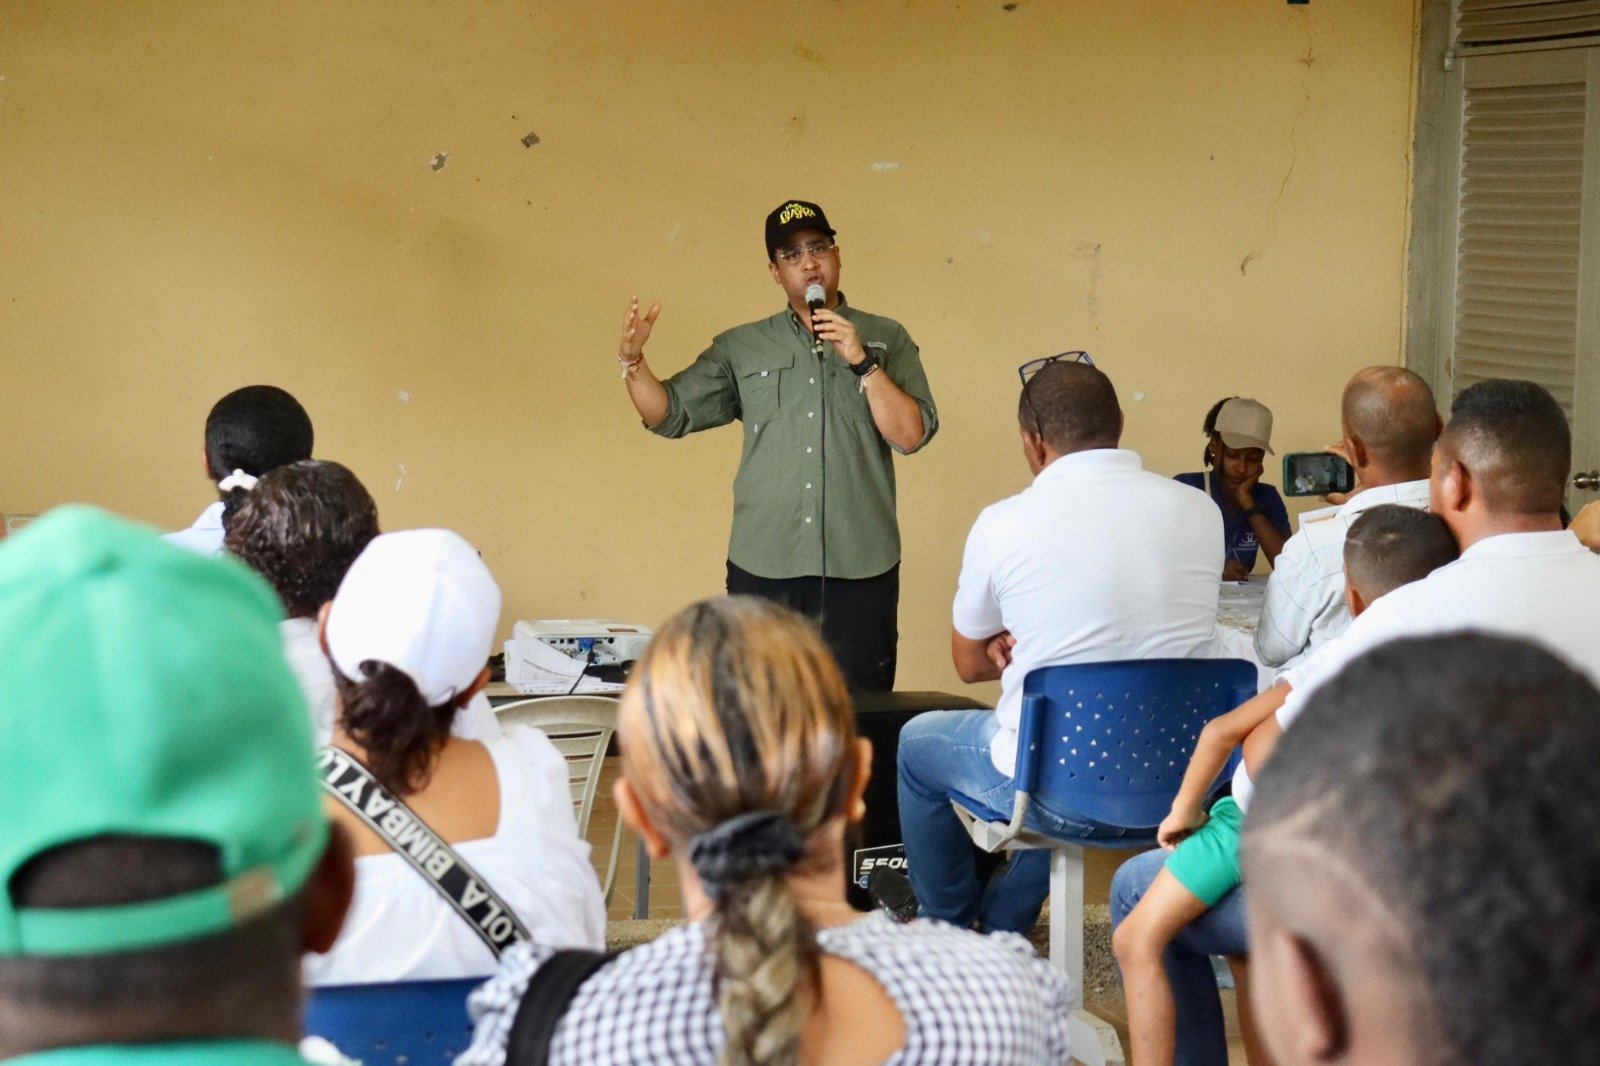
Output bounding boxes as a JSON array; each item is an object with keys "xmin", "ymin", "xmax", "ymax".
[
  {"xmin": 1344, "ymin": 580, "xmax": 1367, "ymax": 619},
  {"xmin": 1345, "ymin": 434, "xmax": 1369, "ymax": 471},
  {"xmin": 768, "ymin": 258, "xmax": 782, "ymax": 285},
  {"xmin": 316, "ymin": 601, "xmax": 334, "ymax": 657},
  {"xmin": 1438, "ymin": 456, "xmax": 1472, "ymax": 515},
  {"xmin": 455, "ymin": 666, "xmax": 491, "ymax": 709},
  {"xmin": 1019, "ymin": 425, "xmax": 1044, "ymax": 464},
  {"xmin": 846, "ymin": 737, "xmax": 873, "ymax": 825},
  {"xmin": 1114, "ymin": 410, "xmax": 1126, "ymax": 445},
  {"xmin": 615, "ymin": 779, "xmax": 672, "ymax": 860},
  {"xmin": 302, "ymin": 821, "xmax": 357, "ymax": 955},
  {"xmin": 1263, "ymin": 926, "xmax": 1348, "ymax": 1061}
]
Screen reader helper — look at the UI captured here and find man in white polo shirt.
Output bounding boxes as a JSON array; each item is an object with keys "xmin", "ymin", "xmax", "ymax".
[
  {"xmin": 1276, "ymin": 377, "xmax": 1600, "ymax": 725},
  {"xmin": 1109, "ymin": 378, "xmax": 1600, "ymax": 1065},
  {"xmin": 1255, "ymin": 366, "xmax": 1440, "ymax": 671},
  {"xmin": 897, "ymin": 357, "xmax": 1225, "ymax": 933}
]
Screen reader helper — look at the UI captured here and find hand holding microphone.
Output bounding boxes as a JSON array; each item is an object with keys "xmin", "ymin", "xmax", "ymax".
[
  {"xmin": 805, "ymin": 283, "xmax": 827, "ymax": 358},
  {"xmin": 805, "ymin": 284, "xmax": 866, "ymax": 367}
]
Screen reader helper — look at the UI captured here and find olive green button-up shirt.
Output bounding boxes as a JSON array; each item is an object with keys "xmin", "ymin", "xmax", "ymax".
[{"xmin": 650, "ymin": 295, "xmax": 938, "ymax": 580}]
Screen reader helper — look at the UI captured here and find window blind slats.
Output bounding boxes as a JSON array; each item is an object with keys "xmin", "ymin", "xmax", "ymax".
[
  {"xmin": 1452, "ymin": 78, "xmax": 1584, "ymax": 417},
  {"xmin": 1457, "ymin": 0, "xmax": 1600, "ymax": 46}
]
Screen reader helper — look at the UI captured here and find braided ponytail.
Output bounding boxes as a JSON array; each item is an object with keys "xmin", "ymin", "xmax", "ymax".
[
  {"xmin": 619, "ymin": 597, "xmax": 861, "ymax": 1066},
  {"xmin": 714, "ymin": 876, "xmax": 811, "ymax": 1066}
]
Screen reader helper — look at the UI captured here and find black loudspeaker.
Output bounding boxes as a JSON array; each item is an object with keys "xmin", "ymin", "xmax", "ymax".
[{"xmin": 846, "ymin": 690, "xmax": 993, "ymax": 910}]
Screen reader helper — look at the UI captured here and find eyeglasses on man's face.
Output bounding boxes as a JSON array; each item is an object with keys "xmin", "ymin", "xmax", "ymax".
[
  {"xmin": 1018, "ymin": 351, "xmax": 1094, "ymax": 436},
  {"xmin": 774, "ymin": 239, "xmax": 837, "ymax": 265}
]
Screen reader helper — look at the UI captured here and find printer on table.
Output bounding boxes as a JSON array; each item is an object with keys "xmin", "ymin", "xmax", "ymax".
[{"xmin": 503, "ymin": 619, "xmax": 652, "ymax": 694}]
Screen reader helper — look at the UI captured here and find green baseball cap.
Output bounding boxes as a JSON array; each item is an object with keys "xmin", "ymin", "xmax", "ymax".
[{"xmin": 0, "ymin": 506, "xmax": 328, "ymax": 957}]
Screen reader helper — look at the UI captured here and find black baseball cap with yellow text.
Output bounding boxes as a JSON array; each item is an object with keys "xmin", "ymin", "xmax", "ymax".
[{"xmin": 764, "ymin": 200, "xmax": 836, "ymax": 259}]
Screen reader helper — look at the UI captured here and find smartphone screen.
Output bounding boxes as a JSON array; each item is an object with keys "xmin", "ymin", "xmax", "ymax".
[{"xmin": 1283, "ymin": 452, "xmax": 1356, "ymax": 497}]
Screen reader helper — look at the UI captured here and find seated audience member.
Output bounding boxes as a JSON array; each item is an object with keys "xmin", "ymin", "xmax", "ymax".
[
  {"xmin": 165, "ymin": 384, "xmax": 314, "ymax": 556},
  {"xmin": 1574, "ymin": 498, "xmax": 1600, "ymax": 552},
  {"xmin": 1112, "ymin": 506, "xmax": 1458, "ymax": 1066},
  {"xmin": 225, "ymin": 459, "xmax": 499, "ymax": 745},
  {"xmin": 0, "ymin": 506, "xmax": 356, "ymax": 1064},
  {"xmin": 1111, "ymin": 376, "xmax": 1600, "ymax": 1065},
  {"xmin": 306, "ymin": 528, "xmax": 604, "ymax": 985},
  {"xmin": 897, "ymin": 358, "xmax": 1225, "ymax": 934},
  {"xmin": 1243, "ymin": 633, "xmax": 1600, "ymax": 1065},
  {"xmin": 1255, "ymin": 366, "xmax": 1440, "ymax": 669},
  {"xmin": 1176, "ymin": 397, "xmax": 1290, "ymax": 579},
  {"xmin": 458, "ymin": 596, "xmax": 1073, "ymax": 1065}
]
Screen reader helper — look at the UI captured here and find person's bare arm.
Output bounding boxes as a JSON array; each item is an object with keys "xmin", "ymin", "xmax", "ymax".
[
  {"xmin": 1157, "ymin": 683, "xmax": 1290, "ymax": 849},
  {"xmin": 1572, "ymin": 500, "xmax": 1600, "ymax": 553},
  {"xmin": 1247, "ymin": 511, "xmax": 1287, "ymax": 565},
  {"xmin": 812, "ymin": 309, "xmax": 924, "ymax": 452},
  {"xmin": 618, "ymin": 297, "xmax": 670, "ymax": 429},
  {"xmin": 951, "ymin": 628, "xmax": 1014, "ymax": 684}
]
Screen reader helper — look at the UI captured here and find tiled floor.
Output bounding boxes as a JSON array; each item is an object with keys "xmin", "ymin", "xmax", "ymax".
[{"xmin": 586, "ymin": 757, "xmax": 684, "ymax": 921}]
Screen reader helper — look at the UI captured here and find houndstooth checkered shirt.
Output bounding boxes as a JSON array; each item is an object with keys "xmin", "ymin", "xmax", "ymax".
[{"xmin": 455, "ymin": 911, "xmax": 1073, "ymax": 1065}]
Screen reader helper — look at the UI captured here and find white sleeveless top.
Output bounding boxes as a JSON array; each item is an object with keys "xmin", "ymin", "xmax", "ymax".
[{"xmin": 305, "ymin": 725, "xmax": 607, "ymax": 986}]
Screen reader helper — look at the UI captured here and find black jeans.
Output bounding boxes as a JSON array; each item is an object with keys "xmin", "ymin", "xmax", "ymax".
[{"xmin": 725, "ymin": 560, "xmax": 899, "ymax": 692}]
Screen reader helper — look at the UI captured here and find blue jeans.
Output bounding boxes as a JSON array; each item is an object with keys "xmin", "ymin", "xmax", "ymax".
[
  {"xmin": 896, "ymin": 710, "xmax": 1141, "ymax": 933},
  {"xmin": 1110, "ymin": 848, "xmax": 1250, "ymax": 1066}
]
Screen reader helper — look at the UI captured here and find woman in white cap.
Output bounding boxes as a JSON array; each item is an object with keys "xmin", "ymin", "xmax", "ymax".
[
  {"xmin": 1176, "ymin": 396, "xmax": 1291, "ymax": 580},
  {"xmin": 304, "ymin": 529, "xmax": 606, "ymax": 986}
]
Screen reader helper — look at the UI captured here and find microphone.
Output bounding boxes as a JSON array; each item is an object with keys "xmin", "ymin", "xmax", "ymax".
[{"xmin": 805, "ymin": 283, "xmax": 826, "ymax": 357}]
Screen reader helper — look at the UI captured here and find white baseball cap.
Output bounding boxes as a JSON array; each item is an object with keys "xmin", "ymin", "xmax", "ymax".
[{"xmin": 325, "ymin": 529, "xmax": 501, "ymax": 706}]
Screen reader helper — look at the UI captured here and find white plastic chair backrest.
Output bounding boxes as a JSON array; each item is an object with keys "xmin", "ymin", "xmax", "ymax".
[{"xmin": 494, "ymin": 696, "xmax": 617, "ymax": 837}]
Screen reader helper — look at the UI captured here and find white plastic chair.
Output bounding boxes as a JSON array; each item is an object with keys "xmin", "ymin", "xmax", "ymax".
[{"xmin": 494, "ymin": 696, "xmax": 625, "ymax": 904}]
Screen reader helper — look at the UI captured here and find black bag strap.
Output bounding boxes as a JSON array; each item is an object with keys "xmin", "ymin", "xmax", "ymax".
[
  {"xmin": 505, "ymin": 948, "xmax": 619, "ymax": 1064},
  {"xmin": 316, "ymin": 745, "xmax": 531, "ymax": 958}
]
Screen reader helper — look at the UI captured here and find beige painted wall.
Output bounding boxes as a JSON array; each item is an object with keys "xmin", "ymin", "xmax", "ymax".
[{"xmin": 0, "ymin": 1, "xmax": 1419, "ymax": 699}]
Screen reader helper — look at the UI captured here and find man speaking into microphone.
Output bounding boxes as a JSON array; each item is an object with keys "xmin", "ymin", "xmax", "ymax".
[{"xmin": 615, "ymin": 200, "xmax": 938, "ymax": 690}]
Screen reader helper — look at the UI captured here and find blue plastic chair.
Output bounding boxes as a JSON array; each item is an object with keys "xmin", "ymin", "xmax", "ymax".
[
  {"xmin": 950, "ymin": 659, "xmax": 1256, "ymax": 1014},
  {"xmin": 303, "ymin": 976, "xmax": 483, "ymax": 1064}
]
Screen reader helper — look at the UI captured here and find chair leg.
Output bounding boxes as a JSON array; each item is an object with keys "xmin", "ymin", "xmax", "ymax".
[
  {"xmin": 632, "ymin": 838, "xmax": 651, "ymax": 920},
  {"xmin": 602, "ymin": 818, "xmax": 625, "ymax": 906},
  {"xmin": 1049, "ymin": 845, "xmax": 1086, "ymax": 1010}
]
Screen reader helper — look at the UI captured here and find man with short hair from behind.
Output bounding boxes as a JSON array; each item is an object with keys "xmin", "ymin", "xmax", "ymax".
[
  {"xmin": 1255, "ymin": 366, "xmax": 1440, "ymax": 669},
  {"xmin": 1274, "ymin": 377, "xmax": 1600, "ymax": 708},
  {"xmin": 165, "ymin": 384, "xmax": 314, "ymax": 556},
  {"xmin": 0, "ymin": 506, "xmax": 356, "ymax": 1064},
  {"xmin": 1243, "ymin": 633, "xmax": 1600, "ymax": 1065},
  {"xmin": 897, "ymin": 358, "xmax": 1225, "ymax": 933},
  {"xmin": 1113, "ymin": 505, "xmax": 1459, "ymax": 1066},
  {"xmin": 1110, "ymin": 376, "xmax": 1600, "ymax": 1064}
]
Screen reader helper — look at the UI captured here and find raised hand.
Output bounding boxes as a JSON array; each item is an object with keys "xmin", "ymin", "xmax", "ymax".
[{"xmin": 619, "ymin": 296, "xmax": 662, "ymax": 366}]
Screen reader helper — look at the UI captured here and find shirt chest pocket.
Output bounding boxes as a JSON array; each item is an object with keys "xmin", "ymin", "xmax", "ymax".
[{"xmin": 737, "ymin": 352, "xmax": 794, "ymax": 430}]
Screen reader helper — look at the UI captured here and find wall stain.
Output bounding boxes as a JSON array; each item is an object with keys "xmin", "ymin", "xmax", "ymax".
[
  {"xmin": 521, "ymin": 131, "xmax": 541, "ymax": 148},
  {"xmin": 1240, "ymin": 10, "xmax": 1315, "ymax": 275},
  {"xmin": 1071, "ymin": 241, "xmax": 1103, "ymax": 320},
  {"xmin": 793, "ymin": 43, "xmax": 825, "ymax": 64},
  {"xmin": 429, "ymin": 153, "xmax": 449, "ymax": 172}
]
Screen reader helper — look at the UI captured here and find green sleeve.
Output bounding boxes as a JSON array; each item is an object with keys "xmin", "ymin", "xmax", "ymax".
[
  {"xmin": 649, "ymin": 339, "xmax": 739, "ymax": 439},
  {"xmin": 884, "ymin": 324, "xmax": 938, "ymax": 455}
]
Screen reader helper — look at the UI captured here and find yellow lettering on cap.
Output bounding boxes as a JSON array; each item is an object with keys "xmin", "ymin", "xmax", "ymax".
[{"xmin": 779, "ymin": 202, "xmax": 817, "ymax": 225}]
